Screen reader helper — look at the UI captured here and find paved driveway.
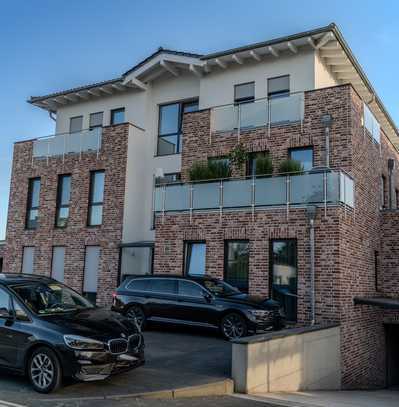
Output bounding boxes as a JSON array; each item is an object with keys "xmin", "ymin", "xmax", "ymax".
[{"xmin": 0, "ymin": 324, "xmax": 231, "ymax": 406}]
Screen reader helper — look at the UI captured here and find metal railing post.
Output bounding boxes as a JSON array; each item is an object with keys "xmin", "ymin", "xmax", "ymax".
[
  {"xmin": 237, "ymin": 104, "xmax": 241, "ymax": 142},
  {"xmin": 251, "ymin": 176, "xmax": 256, "ymax": 221},
  {"xmin": 219, "ymin": 180, "xmax": 223, "ymax": 223},
  {"xmin": 96, "ymin": 128, "xmax": 101, "ymax": 159},
  {"xmin": 46, "ymin": 140, "xmax": 50, "ymax": 165},
  {"xmin": 189, "ymin": 183, "xmax": 194, "ymax": 224},
  {"xmin": 268, "ymin": 98, "xmax": 271, "ymax": 138},
  {"xmin": 323, "ymin": 171, "xmax": 327, "ymax": 218},
  {"xmin": 286, "ymin": 175, "xmax": 290, "ymax": 220},
  {"xmin": 79, "ymin": 131, "xmax": 82, "ymax": 161},
  {"xmin": 63, "ymin": 134, "xmax": 66, "ymax": 164},
  {"xmin": 161, "ymin": 185, "xmax": 166, "ymax": 225}
]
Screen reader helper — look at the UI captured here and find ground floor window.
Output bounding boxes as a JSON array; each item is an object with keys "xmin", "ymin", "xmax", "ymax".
[
  {"xmin": 83, "ymin": 246, "xmax": 100, "ymax": 304},
  {"xmin": 224, "ymin": 240, "xmax": 249, "ymax": 292},
  {"xmin": 119, "ymin": 244, "xmax": 153, "ymax": 283},
  {"xmin": 22, "ymin": 246, "xmax": 35, "ymax": 274},
  {"xmin": 184, "ymin": 241, "xmax": 206, "ymax": 276},
  {"xmin": 51, "ymin": 246, "xmax": 65, "ymax": 283},
  {"xmin": 270, "ymin": 239, "xmax": 297, "ymax": 322}
]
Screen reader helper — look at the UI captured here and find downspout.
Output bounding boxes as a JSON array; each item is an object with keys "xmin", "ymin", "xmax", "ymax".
[
  {"xmin": 306, "ymin": 205, "xmax": 317, "ymax": 326},
  {"xmin": 49, "ymin": 111, "xmax": 56, "ymax": 122}
]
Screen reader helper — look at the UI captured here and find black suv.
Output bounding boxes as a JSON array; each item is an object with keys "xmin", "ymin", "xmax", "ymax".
[
  {"xmin": 112, "ymin": 275, "xmax": 284, "ymax": 339},
  {"xmin": 0, "ymin": 274, "xmax": 144, "ymax": 393}
]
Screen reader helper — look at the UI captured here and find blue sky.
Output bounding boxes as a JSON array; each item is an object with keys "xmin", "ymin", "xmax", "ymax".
[{"xmin": 0, "ymin": 0, "xmax": 398, "ymax": 239}]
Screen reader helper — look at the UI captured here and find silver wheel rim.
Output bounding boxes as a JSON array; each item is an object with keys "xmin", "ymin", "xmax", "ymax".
[
  {"xmin": 127, "ymin": 307, "xmax": 144, "ymax": 328},
  {"xmin": 31, "ymin": 353, "xmax": 54, "ymax": 390},
  {"xmin": 222, "ymin": 315, "xmax": 245, "ymax": 339}
]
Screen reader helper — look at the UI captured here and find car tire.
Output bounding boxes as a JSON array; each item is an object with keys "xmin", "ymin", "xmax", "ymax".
[
  {"xmin": 126, "ymin": 305, "xmax": 147, "ymax": 331},
  {"xmin": 220, "ymin": 313, "xmax": 248, "ymax": 340},
  {"xmin": 28, "ymin": 346, "xmax": 62, "ymax": 393}
]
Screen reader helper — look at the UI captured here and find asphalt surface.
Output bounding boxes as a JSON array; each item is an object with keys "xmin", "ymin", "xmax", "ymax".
[{"xmin": 0, "ymin": 324, "xmax": 231, "ymax": 406}]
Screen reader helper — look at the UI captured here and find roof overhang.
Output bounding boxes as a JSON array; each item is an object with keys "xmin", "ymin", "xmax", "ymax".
[{"xmin": 354, "ymin": 297, "xmax": 399, "ymax": 310}]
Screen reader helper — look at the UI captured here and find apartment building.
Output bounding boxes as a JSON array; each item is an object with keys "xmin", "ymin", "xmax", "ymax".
[{"xmin": 3, "ymin": 23, "xmax": 399, "ymax": 388}]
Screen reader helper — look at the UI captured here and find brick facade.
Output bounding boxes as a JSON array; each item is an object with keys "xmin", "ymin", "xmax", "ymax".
[
  {"xmin": 154, "ymin": 84, "xmax": 399, "ymax": 389},
  {"xmin": 4, "ymin": 123, "xmax": 130, "ymax": 305}
]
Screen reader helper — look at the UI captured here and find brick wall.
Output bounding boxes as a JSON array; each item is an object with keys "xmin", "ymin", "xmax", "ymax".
[{"xmin": 4, "ymin": 123, "xmax": 130, "ymax": 305}]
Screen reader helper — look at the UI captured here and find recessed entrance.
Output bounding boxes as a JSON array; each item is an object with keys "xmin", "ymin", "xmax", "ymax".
[{"xmin": 386, "ymin": 324, "xmax": 399, "ymax": 387}]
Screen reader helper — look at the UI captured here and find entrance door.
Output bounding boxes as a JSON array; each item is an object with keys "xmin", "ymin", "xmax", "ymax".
[{"xmin": 386, "ymin": 324, "xmax": 399, "ymax": 387}]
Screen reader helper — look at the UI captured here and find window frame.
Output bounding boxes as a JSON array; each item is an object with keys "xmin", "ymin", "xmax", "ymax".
[
  {"xmin": 157, "ymin": 99, "xmax": 199, "ymax": 156},
  {"xmin": 87, "ymin": 170, "xmax": 105, "ymax": 227},
  {"xmin": 55, "ymin": 174, "xmax": 71, "ymax": 228},
  {"xmin": 110, "ymin": 108, "xmax": 125, "ymax": 125},
  {"xmin": 183, "ymin": 241, "xmax": 207, "ymax": 277},
  {"xmin": 82, "ymin": 245, "xmax": 101, "ymax": 304},
  {"xmin": 25, "ymin": 177, "xmax": 41, "ymax": 230},
  {"xmin": 267, "ymin": 75, "xmax": 290, "ymax": 99},
  {"xmin": 288, "ymin": 146, "xmax": 314, "ymax": 171},
  {"xmin": 223, "ymin": 240, "xmax": 250, "ymax": 293},
  {"xmin": 69, "ymin": 115, "xmax": 83, "ymax": 133},
  {"xmin": 234, "ymin": 82, "xmax": 255, "ymax": 104},
  {"xmin": 89, "ymin": 111, "xmax": 104, "ymax": 129}
]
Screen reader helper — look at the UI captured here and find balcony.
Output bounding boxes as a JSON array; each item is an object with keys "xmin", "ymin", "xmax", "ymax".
[
  {"xmin": 210, "ymin": 92, "xmax": 304, "ymax": 134},
  {"xmin": 32, "ymin": 127, "xmax": 102, "ymax": 160},
  {"xmin": 154, "ymin": 170, "xmax": 354, "ymax": 216}
]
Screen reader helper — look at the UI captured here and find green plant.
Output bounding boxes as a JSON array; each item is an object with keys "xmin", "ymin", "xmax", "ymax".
[
  {"xmin": 188, "ymin": 160, "xmax": 231, "ymax": 181},
  {"xmin": 228, "ymin": 142, "xmax": 248, "ymax": 171},
  {"xmin": 278, "ymin": 159, "xmax": 303, "ymax": 174},
  {"xmin": 208, "ymin": 160, "xmax": 231, "ymax": 179},
  {"xmin": 255, "ymin": 155, "xmax": 273, "ymax": 175}
]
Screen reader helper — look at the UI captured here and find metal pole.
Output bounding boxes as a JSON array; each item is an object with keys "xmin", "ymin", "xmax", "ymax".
[
  {"xmin": 237, "ymin": 104, "xmax": 241, "ymax": 142},
  {"xmin": 309, "ymin": 219, "xmax": 315, "ymax": 325}
]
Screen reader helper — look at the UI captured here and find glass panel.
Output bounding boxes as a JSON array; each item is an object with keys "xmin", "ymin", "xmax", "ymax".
[
  {"xmin": 193, "ymin": 182, "xmax": 220, "ymax": 209},
  {"xmin": 154, "ymin": 187, "xmax": 163, "ymax": 211},
  {"xmin": 271, "ymin": 240, "xmax": 297, "ymax": 322},
  {"xmin": 22, "ymin": 247, "xmax": 35, "ymax": 274},
  {"xmin": 127, "ymin": 279, "xmax": 151, "ymax": 291},
  {"xmin": 83, "ymin": 246, "xmax": 100, "ymax": 294},
  {"xmin": 164, "ymin": 184, "xmax": 190, "ymax": 211},
  {"xmin": 111, "ymin": 108, "xmax": 125, "ymax": 125},
  {"xmin": 326, "ymin": 172, "xmax": 340, "ymax": 203},
  {"xmin": 289, "ymin": 148, "xmax": 313, "ymax": 171},
  {"xmin": 56, "ymin": 207, "xmax": 69, "ymax": 228},
  {"xmin": 82, "ymin": 128, "xmax": 101, "ymax": 151},
  {"xmin": 290, "ymin": 173, "xmax": 323, "ymax": 204},
  {"xmin": 185, "ymin": 243, "xmax": 206, "ymax": 276},
  {"xmin": 91, "ymin": 171, "xmax": 105, "ymax": 203},
  {"xmin": 178, "ymin": 280, "xmax": 204, "ymax": 297},
  {"xmin": 223, "ymin": 179, "xmax": 252, "ymax": 208},
  {"xmin": 159, "ymin": 103, "xmax": 179, "ymax": 135},
  {"xmin": 59, "ymin": 176, "xmax": 71, "ymax": 205},
  {"xmin": 364, "ymin": 103, "xmax": 380, "ymax": 143},
  {"xmin": 27, "ymin": 209, "xmax": 38, "ymax": 229},
  {"xmin": 270, "ymin": 92, "xmax": 303, "ymax": 124},
  {"xmin": 51, "ymin": 247, "xmax": 65, "ymax": 283},
  {"xmin": 149, "ymin": 279, "xmax": 176, "ymax": 294},
  {"xmin": 212, "ymin": 105, "xmax": 238, "ymax": 133},
  {"xmin": 234, "ymin": 83, "xmax": 255, "ymax": 102},
  {"xmin": 70, "ymin": 116, "xmax": 83, "ymax": 133},
  {"xmin": 33, "ymin": 139, "xmax": 50, "ymax": 158},
  {"xmin": 66, "ymin": 131, "xmax": 81, "ymax": 154},
  {"xmin": 225, "ymin": 241, "xmax": 249, "ymax": 292},
  {"xmin": 0, "ymin": 289, "xmax": 11, "ymax": 318},
  {"xmin": 90, "ymin": 112, "xmax": 103, "ymax": 128},
  {"xmin": 183, "ymin": 101, "xmax": 199, "ymax": 113},
  {"xmin": 120, "ymin": 247, "xmax": 153, "ymax": 279},
  {"xmin": 89, "ymin": 205, "xmax": 103, "ymax": 226},
  {"xmin": 255, "ymin": 176, "xmax": 286, "ymax": 206},
  {"xmin": 158, "ymin": 135, "xmax": 178, "ymax": 156},
  {"xmin": 240, "ymin": 100, "xmax": 268, "ymax": 129},
  {"xmin": 49, "ymin": 135, "xmax": 65, "ymax": 156},
  {"xmin": 31, "ymin": 179, "xmax": 41, "ymax": 208},
  {"xmin": 340, "ymin": 173, "xmax": 354, "ymax": 207}
]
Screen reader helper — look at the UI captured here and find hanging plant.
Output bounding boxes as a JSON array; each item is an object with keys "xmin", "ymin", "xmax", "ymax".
[{"xmin": 228, "ymin": 142, "xmax": 248, "ymax": 172}]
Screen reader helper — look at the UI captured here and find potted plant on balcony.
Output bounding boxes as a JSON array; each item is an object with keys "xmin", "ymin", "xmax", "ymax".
[
  {"xmin": 189, "ymin": 160, "xmax": 231, "ymax": 181},
  {"xmin": 228, "ymin": 142, "xmax": 248, "ymax": 176},
  {"xmin": 278, "ymin": 158, "xmax": 303, "ymax": 174},
  {"xmin": 255, "ymin": 154, "xmax": 273, "ymax": 176}
]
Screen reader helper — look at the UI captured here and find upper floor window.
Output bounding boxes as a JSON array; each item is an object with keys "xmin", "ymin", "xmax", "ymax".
[
  {"xmin": 247, "ymin": 151, "xmax": 269, "ymax": 176},
  {"xmin": 89, "ymin": 112, "xmax": 103, "ymax": 129},
  {"xmin": 289, "ymin": 147, "xmax": 314, "ymax": 171},
  {"xmin": 69, "ymin": 116, "xmax": 83, "ymax": 133},
  {"xmin": 88, "ymin": 170, "xmax": 105, "ymax": 226},
  {"xmin": 157, "ymin": 100, "xmax": 199, "ymax": 156},
  {"xmin": 26, "ymin": 178, "xmax": 40, "ymax": 230},
  {"xmin": 268, "ymin": 75, "xmax": 290, "ymax": 99},
  {"xmin": 234, "ymin": 82, "xmax": 255, "ymax": 104},
  {"xmin": 55, "ymin": 174, "xmax": 71, "ymax": 228},
  {"xmin": 110, "ymin": 108, "xmax": 125, "ymax": 125}
]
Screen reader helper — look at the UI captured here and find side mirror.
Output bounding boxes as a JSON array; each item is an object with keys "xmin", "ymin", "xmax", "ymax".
[
  {"xmin": 203, "ymin": 291, "xmax": 213, "ymax": 302},
  {"xmin": 0, "ymin": 308, "xmax": 13, "ymax": 321}
]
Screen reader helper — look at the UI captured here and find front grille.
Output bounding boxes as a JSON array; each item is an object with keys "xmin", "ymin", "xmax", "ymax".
[
  {"xmin": 128, "ymin": 333, "xmax": 142, "ymax": 351},
  {"xmin": 108, "ymin": 338, "xmax": 128, "ymax": 355}
]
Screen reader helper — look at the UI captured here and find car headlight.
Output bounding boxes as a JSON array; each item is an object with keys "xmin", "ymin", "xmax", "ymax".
[
  {"xmin": 248, "ymin": 310, "xmax": 272, "ymax": 319},
  {"xmin": 63, "ymin": 335, "xmax": 105, "ymax": 351}
]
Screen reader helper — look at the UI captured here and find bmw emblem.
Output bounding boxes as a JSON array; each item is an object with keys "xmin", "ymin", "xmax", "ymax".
[{"xmin": 121, "ymin": 333, "xmax": 126, "ymax": 338}]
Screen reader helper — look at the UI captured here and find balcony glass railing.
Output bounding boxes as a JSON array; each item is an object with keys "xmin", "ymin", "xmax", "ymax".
[
  {"xmin": 32, "ymin": 127, "xmax": 102, "ymax": 159},
  {"xmin": 154, "ymin": 170, "xmax": 354, "ymax": 215},
  {"xmin": 211, "ymin": 92, "xmax": 304, "ymax": 134}
]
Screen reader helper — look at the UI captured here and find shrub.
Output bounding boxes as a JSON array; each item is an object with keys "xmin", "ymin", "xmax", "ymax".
[
  {"xmin": 208, "ymin": 160, "xmax": 231, "ymax": 179},
  {"xmin": 278, "ymin": 159, "xmax": 303, "ymax": 174},
  {"xmin": 255, "ymin": 155, "xmax": 273, "ymax": 175},
  {"xmin": 228, "ymin": 142, "xmax": 248, "ymax": 171},
  {"xmin": 189, "ymin": 160, "xmax": 231, "ymax": 181}
]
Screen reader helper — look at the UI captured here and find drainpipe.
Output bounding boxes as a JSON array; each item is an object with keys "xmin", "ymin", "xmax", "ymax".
[
  {"xmin": 388, "ymin": 159, "xmax": 395, "ymax": 209},
  {"xmin": 48, "ymin": 111, "xmax": 56, "ymax": 122},
  {"xmin": 321, "ymin": 114, "xmax": 333, "ymax": 168},
  {"xmin": 306, "ymin": 205, "xmax": 317, "ymax": 326}
]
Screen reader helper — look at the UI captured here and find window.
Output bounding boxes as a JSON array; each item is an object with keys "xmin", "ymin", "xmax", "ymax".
[
  {"xmin": 83, "ymin": 246, "xmax": 100, "ymax": 303},
  {"xmin": 69, "ymin": 116, "xmax": 83, "ymax": 133},
  {"xmin": 149, "ymin": 279, "xmax": 177, "ymax": 294},
  {"xmin": 184, "ymin": 242, "xmax": 206, "ymax": 276},
  {"xmin": 157, "ymin": 100, "xmax": 199, "ymax": 156},
  {"xmin": 13, "ymin": 300, "xmax": 29, "ymax": 321},
  {"xmin": 55, "ymin": 174, "xmax": 71, "ymax": 228},
  {"xmin": 89, "ymin": 112, "xmax": 103, "ymax": 129},
  {"xmin": 381, "ymin": 175, "xmax": 387, "ymax": 208},
  {"xmin": 110, "ymin": 108, "xmax": 125, "ymax": 125},
  {"xmin": 289, "ymin": 147, "xmax": 314, "ymax": 171},
  {"xmin": 0, "ymin": 288, "xmax": 11, "ymax": 318},
  {"xmin": 22, "ymin": 247, "xmax": 35, "ymax": 274},
  {"xmin": 26, "ymin": 178, "xmax": 40, "ymax": 229},
  {"xmin": 268, "ymin": 75, "xmax": 290, "ymax": 98},
  {"xmin": 178, "ymin": 280, "xmax": 204, "ymax": 298},
  {"xmin": 224, "ymin": 241, "xmax": 249, "ymax": 292},
  {"xmin": 247, "ymin": 151, "xmax": 269, "ymax": 176},
  {"xmin": 51, "ymin": 246, "xmax": 65, "ymax": 283},
  {"xmin": 234, "ymin": 82, "xmax": 255, "ymax": 104},
  {"xmin": 88, "ymin": 170, "xmax": 105, "ymax": 226},
  {"xmin": 119, "ymin": 245, "xmax": 153, "ymax": 283},
  {"xmin": 127, "ymin": 278, "xmax": 151, "ymax": 291},
  {"xmin": 155, "ymin": 172, "xmax": 181, "ymax": 186},
  {"xmin": 270, "ymin": 239, "xmax": 297, "ymax": 322}
]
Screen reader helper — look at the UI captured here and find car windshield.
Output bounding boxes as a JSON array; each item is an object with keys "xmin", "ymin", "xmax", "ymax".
[
  {"xmin": 10, "ymin": 282, "xmax": 94, "ymax": 315},
  {"xmin": 202, "ymin": 279, "xmax": 240, "ymax": 297}
]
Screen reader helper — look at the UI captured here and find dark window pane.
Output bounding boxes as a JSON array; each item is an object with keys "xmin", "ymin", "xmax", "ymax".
[
  {"xmin": 31, "ymin": 179, "xmax": 41, "ymax": 208},
  {"xmin": 88, "ymin": 205, "xmax": 103, "ymax": 226},
  {"xmin": 111, "ymin": 108, "xmax": 125, "ymax": 125},
  {"xmin": 183, "ymin": 101, "xmax": 199, "ymax": 113},
  {"xmin": 127, "ymin": 279, "xmax": 151, "ymax": 291},
  {"xmin": 289, "ymin": 148, "xmax": 313, "ymax": 171},
  {"xmin": 26, "ymin": 178, "xmax": 40, "ymax": 229},
  {"xmin": 70, "ymin": 116, "xmax": 83, "ymax": 133},
  {"xmin": 184, "ymin": 243, "xmax": 206, "ymax": 276},
  {"xmin": 59, "ymin": 175, "xmax": 71, "ymax": 205},
  {"xmin": 178, "ymin": 280, "xmax": 204, "ymax": 297},
  {"xmin": 158, "ymin": 135, "xmax": 178, "ymax": 155},
  {"xmin": 56, "ymin": 207, "xmax": 69, "ymax": 228},
  {"xmin": 91, "ymin": 171, "xmax": 105, "ymax": 203},
  {"xmin": 149, "ymin": 279, "xmax": 176, "ymax": 294},
  {"xmin": 268, "ymin": 75, "xmax": 290, "ymax": 98},
  {"xmin": 0, "ymin": 289, "xmax": 11, "ymax": 318},
  {"xmin": 234, "ymin": 82, "xmax": 255, "ymax": 103},
  {"xmin": 90, "ymin": 112, "xmax": 103, "ymax": 128},
  {"xmin": 159, "ymin": 103, "xmax": 179, "ymax": 135},
  {"xmin": 224, "ymin": 241, "xmax": 249, "ymax": 292},
  {"xmin": 271, "ymin": 240, "xmax": 297, "ymax": 322}
]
